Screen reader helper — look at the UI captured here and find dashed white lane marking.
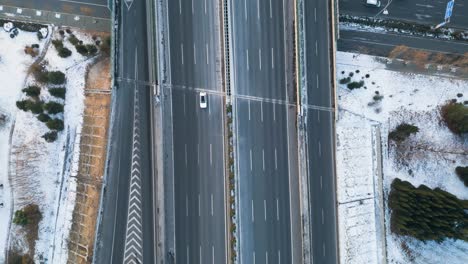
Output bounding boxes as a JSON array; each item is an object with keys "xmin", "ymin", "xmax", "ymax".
[
  {"xmin": 251, "ymin": 200, "xmax": 255, "ymax": 222},
  {"xmin": 316, "ymin": 74, "xmax": 319, "ymax": 89},
  {"xmin": 278, "ymin": 250, "xmax": 281, "ymax": 264},
  {"xmin": 198, "ymin": 194, "xmax": 201, "ymax": 217},
  {"xmin": 181, "ymin": 43, "xmax": 184, "ymax": 65},
  {"xmin": 211, "ymin": 194, "xmax": 214, "ymax": 216},
  {"xmin": 315, "ymin": 41, "xmax": 318, "ymax": 56},
  {"xmin": 274, "ymin": 148, "xmax": 278, "ymax": 170},
  {"xmin": 260, "ymin": 101, "xmax": 264, "ymax": 122},
  {"xmin": 246, "ymin": 49, "xmax": 250, "ymax": 71},
  {"xmin": 197, "ymin": 144, "xmax": 200, "ymax": 165},
  {"xmin": 248, "ymin": 100, "xmax": 251, "ymax": 120},
  {"xmin": 317, "ymin": 110, "xmax": 320, "ymax": 122},
  {"xmin": 273, "ymin": 103, "xmax": 276, "ymax": 121},
  {"xmin": 200, "ymin": 246, "xmax": 202, "ymax": 264},
  {"xmin": 186, "ymin": 195, "xmax": 189, "ymax": 216},
  {"xmin": 205, "ymin": 0, "xmax": 207, "ymax": 14},
  {"xmin": 323, "ymin": 243, "xmax": 326, "ymax": 256},
  {"xmin": 194, "ymin": 44, "xmax": 197, "ymax": 64},
  {"xmin": 259, "ymin": 48, "xmax": 262, "ymax": 70},
  {"xmin": 191, "ymin": 0, "xmax": 194, "ymax": 14},
  {"xmin": 322, "ymin": 208, "xmax": 324, "ymax": 224},
  {"xmin": 320, "ymin": 175, "xmax": 323, "ymax": 190},
  {"xmin": 183, "ymin": 93, "xmax": 186, "ymax": 115},
  {"xmin": 314, "ymin": 7, "xmax": 317, "ymax": 22},
  {"xmin": 271, "ymin": 47, "xmax": 274, "ymax": 69},
  {"xmin": 185, "ymin": 144, "xmax": 188, "ymax": 166},
  {"xmin": 269, "ymin": 0, "xmax": 272, "ymax": 18},
  {"xmin": 212, "ymin": 246, "xmax": 215, "ymax": 264},
  {"xmin": 123, "ymin": 87, "xmax": 143, "ymax": 264},
  {"xmin": 257, "ymin": 0, "xmax": 260, "ymax": 20},
  {"xmin": 206, "ymin": 43, "xmax": 209, "ymax": 65},
  {"xmin": 210, "ymin": 143, "xmax": 213, "ymax": 165},
  {"xmin": 266, "ymin": 251, "xmax": 269, "ymax": 264},
  {"xmin": 262, "ymin": 149, "xmax": 265, "ymax": 171},
  {"xmin": 244, "ymin": 0, "xmax": 247, "ymax": 20},
  {"xmin": 187, "ymin": 246, "xmax": 190, "ymax": 264},
  {"xmin": 276, "ymin": 198, "xmax": 279, "ymax": 221},
  {"xmin": 250, "ymin": 149, "xmax": 253, "ymax": 171},
  {"xmin": 264, "ymin": 199, "xmax": 267, "ymax": 221},
  {"xmin": 318, "ymin": 141, "xmax": 322, "ymax": 157},
  {"xmin": 253, "ymin": 251, "xmax": 256, "ymax": 264}
]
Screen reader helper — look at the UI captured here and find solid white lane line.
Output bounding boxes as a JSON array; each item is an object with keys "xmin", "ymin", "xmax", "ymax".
[
  {"xmin": 257, "ymin": 0, "xmax": 260, "ymax": 20},
  {"xmin": 186, "ymin": 195, "xmax": 189, "ymax": 216},
  {"xmin": 259, "ymin": 48, "xmax": 262, "ymax": 70},
  {"xmin": 274, "ymin": 148, "xmax": 278, "ymax": 170},
  {"xmin": 194, "ymin": 44, "xmax": 197, "ymax": 64},
  {"xmin": 264, "ymin": 199, "xmax": 267, "ymax": 221},
  {"xmin": 276, "ymin": 198, "xmax": 279, "ymax": 221},
  {"xmin": 185, "ymin": 144, "xmax": 188, "ymax": 166},
  {"xmin": 262, "ymin": 149, "xmax": 265, "ymax": 171},
  {"xmin": 198, "ymin": 194, "xmax": 201, "ymax": 216},
  {"xmin": 314, "ymin": 7, "xmax": 317, "ymax": 22},
  {"xmin": 322, "ymin": 208, "xmax": 324, "ymax": 224},
  {"xmin": 315, "ymin": 41, "xmax": 318, "ymax": 56},
  {"xmin": 206, "ymin": 43, "xmax": 209, "ymax": 65},
  {"xmin": 261, "ymin": 101, "xmax": 263, "ymax": 122},
  {"xmin": 211, "ymin": 194, "xmax": 214, "ymax": 216},
  {"xmin": 316, "ymin": 74, "xmax": 319, "ymax": 89},
  {"xmin": 251, "ymin": 200, "xmax": 255, "ymax": 222},
  {"xmin": 269, "ymin": 0, "xmax": 272, "ymax": 18},
  {"xmin": 248, "ymin": 100, "xmax": 251, "ymax": 120},
  {"xmin": 181, "ymin": 43, "xmax": 184, "ymax": 65},
  {"xmin": 318, "ymin": 141, "xmax": 322, "ymax": 157},
  {"xmin": 271, "ymin": 47, "xmax": 274, "ymax": 69},
  {"xmin": 244, "ymin": 0, "xmax": 247, "ymax": 20},
  {"xmin": 250, "ymin": 149, "xmax": 253, "ymax": 171},
  {"xmin": 246, "ymin": 49, "xmax": 249, "ymax": 71},
  {"xmin": 210, "ymin": 143, "xmax": 213, "ymax": 165},
  {"xmin": 320, "ymin": 175, "xmax": 323, "ymax": 190}
]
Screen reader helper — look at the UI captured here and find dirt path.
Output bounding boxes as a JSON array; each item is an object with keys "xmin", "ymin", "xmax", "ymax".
[{"xmin": 67, "ymin": 57, "xmax": 111, "ymax": 264}]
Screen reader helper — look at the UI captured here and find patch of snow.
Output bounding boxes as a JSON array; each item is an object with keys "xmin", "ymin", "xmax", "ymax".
[
  {"xmin": 0, "ymin": 25, "xmax": 45, "ymax": 263},
  {"xmin": 336, "ymin": 51, "xmax": 468, "ymax": 264}
]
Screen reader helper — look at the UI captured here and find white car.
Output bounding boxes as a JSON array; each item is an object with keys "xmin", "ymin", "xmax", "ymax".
[
  {"xmin": 199, "ymin": 92, "xmax": 207, "ymax": 109},
  {"xmin": 365, "ymin": 0, "xmax": 381, "ymax": 7}
]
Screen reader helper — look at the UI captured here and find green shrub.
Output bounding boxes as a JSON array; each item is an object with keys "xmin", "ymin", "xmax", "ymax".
[
  {"xmin": 13, "ymin": 210, "xmax": 28, "ymax": 226},
  {"xmin": 27, "ymin": 101, "xmax": 44, "ymax": 114},
  {"xmin": 52, "ymin": 39, "xmax": 63, "ymax": 49},
  {"xmin": 46, "ymin": 118, "xmax": 64, "ymax": 131},
  {"xmin": 75, "ymin": 44, "xmax": 88, "ymax": 55},
  {"xmin": 58, "ymin": 47, "xmax": 72, "ymax": 58},
  {"xmin": 68, "ymin": 34, "xmax": 79, "ymax": 46},
  {"xmin": 100, "ymin": 36, "xmax": 111, "ymax": 56},
  {"xmin": 49, "ymin": 87, "xmax": 66, "ymax": 99},
  {"xmin": 339, "ymin": 77, "xmax": 351, "ymax": 84},
  {"xmin": 22, "ymin": 85, "xmax": 41, "ymax": 97},
  {"xmin": 389, "ymin": 123, "xmax": 419, "ymax": 142},
  {"xmin": 389, "ymin": 178, "xmax": 468, "ymax": 242},
  {"xmin": 441, "ymin": 102, "xmax": 468, "ymax": 135},
  {"xmin": 42, "ymin": 131, "xmax": 58, "ymax": 142},
  {"xmin": 30, "ymin": 63, "xmax": 49, "ymax": 83},
  {"xmin": 347, "ymin": 80, "xmax": 364, "ymax": 90},
  {"xmin": 43, "ymin": 102, "xmax": 64, "ymax": 114},
  {"xmin": 16, "ymin": 100, "xmax": 30, "ymax": 111},
  {"xmin": 37, "ymin": 113, "xmax": 50, "ymax": 123},
  {"xmin": 373, "ymin": 95, "xmax": 384, "ymax": 101},
  {"xmin": 47, "ymin": 71, "xmax": 66, "ymax": 85},
  {"xmin": 455, "ymin": 166, "xmax": 468, "ymax": 187},
  {"xmin": 86, "ymin": 44, "xmax": 98, "ymax": 55}
]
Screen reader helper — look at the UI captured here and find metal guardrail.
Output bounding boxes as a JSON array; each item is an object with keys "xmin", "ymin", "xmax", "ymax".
[{"xmin": 223, "ymin": 0, "xmax": 231, "ymax": 99}]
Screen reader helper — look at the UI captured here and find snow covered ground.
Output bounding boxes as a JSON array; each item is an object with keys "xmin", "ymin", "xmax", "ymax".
[
  {"xmin": 336, "ymin": 51, "xmax": 468, "ymax": 264},
  {"xmin": 0, "ymin": 25, "xmax": 47, "ymax": 263},
  {"xmin": 0, "ymin": 22, "xmax": 95, "ymax": 262}
]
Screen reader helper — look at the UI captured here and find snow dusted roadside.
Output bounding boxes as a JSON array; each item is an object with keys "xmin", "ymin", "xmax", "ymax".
[
  {"xmin": 3, "ymin": 23, "xmax": 96, "ymax": 262},
  {"xmin": 336, "ymin": 51, "xmax": 468, "ymax": 264},
  {"xmin": 0, "ymin": 25, "xmax": 48, "ymax": 263}
]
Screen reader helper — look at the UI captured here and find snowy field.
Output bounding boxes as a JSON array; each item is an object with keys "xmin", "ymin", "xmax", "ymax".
[
  {"xmin": 336, "ymin": 51, "xmax": 468, "ymax": 264},
  {"xmin": 0, "ymin": 22, "xmax": 95, "ymax": 262},
  {"xmin": 0, "ymin": 24, "xmax": 46, "ymax": 263}
]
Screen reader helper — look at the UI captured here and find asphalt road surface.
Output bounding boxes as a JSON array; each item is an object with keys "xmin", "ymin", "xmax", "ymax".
[
  {"xmin": 94, "ymin": 1, "xmax": 155, "ymax": 263},
  {"xmin": 231, "ymin": 0, "xmax": 301, "ymax": 263},
  {"xmin": 1, "ymin": 0, "xmax": 110, "ymax": 18},
  {"xmin": 163, "ymin": 0, "xmax": 227, "ymax": 263},
  {"xmin": 304, "ymin": 0, "xmax": 339, "ymax": 263},
  {"xmin": 340, "ymin": 0, "xmax": 468, "ymax": 29}
]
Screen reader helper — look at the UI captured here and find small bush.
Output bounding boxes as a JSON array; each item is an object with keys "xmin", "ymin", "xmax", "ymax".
[
  {"xmin": 7, "ymin": 250, "xmax": 34, "ymax": 264},
  {"xmin": 49, "ymin": 87, "xmax": 66, "ymax": 99},
  {"xmin": 43, "ymin": 102, "xmax": 64, "ymax": 114},
  {"xmin": 22, "ymin": 85, "xmax": 41, "ymax": 97},
  {"xmin": 347, "ymin": 81, "xmax": 364, "ymax": 90},
  {"xmin": 16, "ymin": 100, "xmax": 30, "ymax": 111},
  {"xmin": 58, "ymin": 47, "xmax": 72, "ymax": 58},
  {"xmin": 86, "ymin": 44, "xmax": 98, "ymax": 55},
  {"xmin": 37, "ymin": 113, "xmax": 50, "ymax": 123},
  {"xmin": 441, "ymin": 102, "xmax": 468, "ymax": 135},
  {"xmin": 455, "ymin": 166, "xmax": 468, "ymax": 187},
  {"xmin": 100, "ymin": 36, "xmax": 111, "ymax": 55},
  {"xmin": 24, "ymin": 46, "xmax": 39, "ymax": 57},
  {"xmin": 28, "ymin": 101, "xmax": 44, "ymax": 114},
  {"xmin": 59, "ymin": 29, "xmax": 65, "ymax": 36},
  {"xmin": 389, "ymin": 123, "xmax": 419, "ymax": 142},
  {"xmin": 339, "ymin": 77, "xmax": 351, "ymax": 84},
  {"xmin": 373, "ymin": 95, "xmax": 384, "ymax": 101},
  {"xmin": 42, "ymin": 131, "xmax": 58, "ymax": 142},
  {"xmin": 30, "ymin": 63, "xmax": 49, "ymax": 83},
  {"xmin": 68, "ymin": 34, "xmax": 79, "ymax": 46},
  {"xmin": 65, "ymin": 28, "xmax": 72, "ymax": 34},
  {"xmin": 75, "ymin": 44, "xmax": 88, "ymax": 55},
  {"xmin": 46, "ymin": 118, "xmax": 64, "ymax": 131},
  {"xmin": 47, "ymin": 71, "xmax": 66, "ymax": 85},
  {"xmin": 52, "ymin": 39, "xmax": 63, "ymax": 49},
  {"xmin": 13, "ymin": 210, "xmax": 28, "ymax": 226}
]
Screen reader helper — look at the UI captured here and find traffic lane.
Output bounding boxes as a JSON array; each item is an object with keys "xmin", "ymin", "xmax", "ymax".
[
  {"xmin": 172, "ymin": 89, "xmax": 226, "ymax": 264},
  {"xmin": 339, "ymin": 0, "xmax": 468, "ymax": 29},
  {"xmin": 338, "ymin": 29, "xmax": 468, "ymax": 55},
  {"xmin": 307, "ymin": 110, "xmax": 338, "ymax": 264},
  {"xmin": 1, "ymin": 0, "xmax": 110, "ymax": 18},
  {"xmin": 231, "ymin": 0, "xmax": 286, "ymax": 100},
  {"xmin": 304, "ymin": 0, "xmax": 332, "ymax": 108},
  {"xmin": 236, "ymin": 98, "xmax": 292, "ymax": 264},
  {"xmin": 168, "ymin": 0, "xmax": 222, "ymax": 90}
]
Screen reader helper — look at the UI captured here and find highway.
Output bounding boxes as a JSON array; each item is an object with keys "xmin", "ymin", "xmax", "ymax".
[
  {"xmin": 303, "ymin": 0, "xmax": 339, "ymax": 263},
  {"xmin": 339, "ymin": 0, "xmax": 468, "ymax": 29},
  {"xmin": 231, "ymin": 0, "xmax": 302, "ymax": 263},
  {"xmin": 1, "ymin": 0, "xmax": 110, "ymax": 18},
  {"xmin": 161, "ymin": 0, "xmax": 227, "ymax": 263},
  {"xmin": 94, "ymin": 1, "xmax": 156, "ymax": 264}
]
